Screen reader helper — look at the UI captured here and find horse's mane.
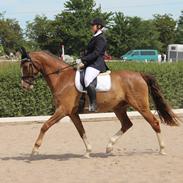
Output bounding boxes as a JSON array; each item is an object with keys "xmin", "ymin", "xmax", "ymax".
[
  {"xmin": 43, "ymin": 50, "xmax": 60, "ymax": 60},
  {"xmin": 41, "ymin": 50, "xmax": 76, "ymax": 70},
  {"xmin": 41, "ymin": 50, "xmax": 69, "ymax": 65}
]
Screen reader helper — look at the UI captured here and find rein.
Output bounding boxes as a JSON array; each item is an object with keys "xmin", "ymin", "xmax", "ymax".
[{"xmin": 43, "ymin": 62, "xmax": 77, "ymax": 77}]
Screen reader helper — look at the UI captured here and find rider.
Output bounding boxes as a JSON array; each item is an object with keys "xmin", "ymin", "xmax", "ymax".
[{"xmin": 80, "ymin": 18, "xmax": 109, "ymax": 112}]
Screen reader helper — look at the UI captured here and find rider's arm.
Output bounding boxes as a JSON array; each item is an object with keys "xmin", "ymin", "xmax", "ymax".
[{"xmin": 81, "ymin": 37, "xmax": 106, "ymax": 65}]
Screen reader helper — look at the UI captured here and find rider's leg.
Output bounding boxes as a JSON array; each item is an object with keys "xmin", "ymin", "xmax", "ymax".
[
  {"xmin": 84, "ymin": 67, "xmax": 100, "ymax": 112},
  {"xmin": 86, "ymin": 83, "xmax": 97, "ymax": 112}
]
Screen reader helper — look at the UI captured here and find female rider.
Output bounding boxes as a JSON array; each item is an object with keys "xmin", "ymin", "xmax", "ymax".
[{"xmin": 79, "ymin": 18, "xmax": 109, "ymax": 112}]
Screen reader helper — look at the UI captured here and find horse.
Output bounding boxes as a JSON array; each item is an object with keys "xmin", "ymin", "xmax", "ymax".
[{"xmin": 20, "ymin": 47, "xmax": 179, "ymax": 157}]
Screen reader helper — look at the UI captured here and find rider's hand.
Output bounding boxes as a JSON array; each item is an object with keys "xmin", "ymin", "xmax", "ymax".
[
  {"xmin": 78, "ymin": 63, "xmax": 85, "ymax": 69},
  {"xmin": 76, "ymin": 59, "xmax": 82, "ymax": 64},
  {"xmin": 76, "ymin": 59, "xmax": 84, "ymax": 69}
]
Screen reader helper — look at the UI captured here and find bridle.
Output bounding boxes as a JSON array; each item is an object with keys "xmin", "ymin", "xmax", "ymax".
[{"xmin": 21, "ymin": 57, "xmax": 77, "ymax": 85}]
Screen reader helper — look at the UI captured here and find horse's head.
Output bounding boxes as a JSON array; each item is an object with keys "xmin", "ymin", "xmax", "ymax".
[{"xmin": 19, "ymin": 47, "xmax": 40, "ymax": 91}]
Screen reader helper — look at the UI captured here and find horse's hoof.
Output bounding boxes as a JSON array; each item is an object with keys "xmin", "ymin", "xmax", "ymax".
[
  {"xmin": 31, "ymin": 149, "xmax": 39, "ymax": 156},
  {"xmin": 106, "ymin": 146, "xmax": 113, "ymax": 154},
  {"xmin": 83, "ymin": 152, "xmax": 91, "ymax": 158},
  {"xmin": 159, "ymin": 151, "xmax": 166, "ymax": 155}
]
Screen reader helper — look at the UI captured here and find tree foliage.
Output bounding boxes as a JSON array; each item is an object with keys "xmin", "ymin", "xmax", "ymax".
[
  {"xmin": 0, "ymin": 12, "xmax": 23, "ymax": 54},
  {"xmin": 176, "ymin": 10, "xmax": 183, "ymax": 44},
  {"xmin": 26, "ymin": 0, "xmax": 112, "ymax": 55},
  {"xmin": 0, "ymin": 2, "xmax": 182, "ymax": 57},
  {"xmin": 26, "ymin": 15, "xmax": 57, "ymax": 53},
  {"xmin": 106, "ymin": 12, "xmax": 162, "ymax": 57},
  {"xmin": 153, "ymin": 14, "xmax": 176, "ymax": 52}
]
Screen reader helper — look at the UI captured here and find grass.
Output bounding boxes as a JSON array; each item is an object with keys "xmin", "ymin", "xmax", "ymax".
[{"xmin": 0, "ymin": 61, "xmax": 20, "ymax": 76}]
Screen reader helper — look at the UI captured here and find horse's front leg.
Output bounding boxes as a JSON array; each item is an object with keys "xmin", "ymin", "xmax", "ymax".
[
  {"xmin": 69, "ymin": 113, "xmax": 92, "ymax": 158},
  {"xmin": 31, "ymin": 107, "xmax": 65, "ymax": 156}
]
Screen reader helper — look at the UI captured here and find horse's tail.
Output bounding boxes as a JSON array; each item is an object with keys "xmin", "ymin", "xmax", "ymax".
[{"xmin": 141, "ymin": 74, "xmax": 179, "ymax": 126}]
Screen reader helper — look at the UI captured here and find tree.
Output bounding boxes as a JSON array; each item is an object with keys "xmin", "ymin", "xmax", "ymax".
[
  {"xmin": 176, "ymin": 10, "xmax": 183, "ymax": 44},
  {"xmin": 54, "ymin": 0, "xmax": 112, "ymax": 55},
  {"xmin": 26, "ymin": 0, "xmax": 112, "ymax": 55},
  {"xmin": 153, "ymin": 14, "xmax": 176, "ymax": 52},
  {"xmin": 106, "ymin": 12, "xmax": 162, "ymax": 57},
  {"xmin": 106, "ymin": 13, "xmax": 129, "ymax": 57},
  {"xmin": 0, "ymin": 12, "xmax": 23, "ymax": 54},
  {"xmin": 26, "ymin": 15, "xmax": 57, "ymax": 53}
]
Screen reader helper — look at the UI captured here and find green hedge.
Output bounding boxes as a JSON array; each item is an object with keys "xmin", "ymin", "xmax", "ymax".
[
  {"xmin": 0, "ymin": 62, "xmax": 53, "ymax": 117},
  {"xmin": 108, "ymin": 61, "xmax": 183, "ymax": 109},
  {"xmin": 0, "ymin": 61, "xmax": 183, "ymax": 117}
]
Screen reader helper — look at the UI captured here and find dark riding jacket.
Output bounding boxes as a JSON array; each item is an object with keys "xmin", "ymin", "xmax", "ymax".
[{"xmin": 81, "ymin": 32, "xmax": 109, "ymax": 72}]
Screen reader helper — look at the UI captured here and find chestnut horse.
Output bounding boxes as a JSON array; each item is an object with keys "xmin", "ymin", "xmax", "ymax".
[{"xmin": 20, "ymin": 48, "xmax": 179, "ymax": 157}]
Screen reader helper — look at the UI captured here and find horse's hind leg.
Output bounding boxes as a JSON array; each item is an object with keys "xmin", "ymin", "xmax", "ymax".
[
  {"xmin": 139, "ymin": 109, "xmax": 166, "ymax": 155},
  {"xmin": 31, "ymin": 107, "xmax": 65, "ymax": 155},
  {"xmin": 127, "ymin": 83, "xmax": 165, "ymax": 154},
  {"xmin": 106, "ymin": 107, "xmax": 133, "ymax": 153}
]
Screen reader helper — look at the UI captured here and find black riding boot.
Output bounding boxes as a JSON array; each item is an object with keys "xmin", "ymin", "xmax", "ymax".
[{"xmin": 86, "ymin": 84, "xmax": 97, "ymax": 112}]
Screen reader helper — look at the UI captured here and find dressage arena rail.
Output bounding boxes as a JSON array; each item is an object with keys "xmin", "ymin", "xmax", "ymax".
[{"xmin": 0, "ymin": 109, "xmax": 183, "ymax": 124}]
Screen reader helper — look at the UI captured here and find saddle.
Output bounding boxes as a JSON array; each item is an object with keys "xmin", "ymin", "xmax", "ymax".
[
  {"xmin": 75, "ymin": 69, "xmax": 112, "ymax": 113},
  {"xmin": 75, "ymin": 70, "xmax": 111, "ymax": 93}
]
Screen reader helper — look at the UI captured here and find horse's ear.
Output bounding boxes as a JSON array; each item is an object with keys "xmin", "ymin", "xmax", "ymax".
[{"xmin": 19, "ymin": 47, "xmax": 29, "ymax": 59}]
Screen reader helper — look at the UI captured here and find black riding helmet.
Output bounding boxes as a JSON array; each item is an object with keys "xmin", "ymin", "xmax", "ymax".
[{"xmin": 90, "ymin": 18, "xmax": 105, "ymax": 28}]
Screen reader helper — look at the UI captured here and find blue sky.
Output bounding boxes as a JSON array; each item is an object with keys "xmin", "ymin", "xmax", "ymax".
[{"xmin": 0, "ymin": 0, "xmax": 183, "ymax": 29}]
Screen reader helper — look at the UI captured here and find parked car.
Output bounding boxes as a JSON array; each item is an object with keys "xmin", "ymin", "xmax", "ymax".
[{"xmin": 121, "ymin": 49, "xmax": 158, "ymax": 62}]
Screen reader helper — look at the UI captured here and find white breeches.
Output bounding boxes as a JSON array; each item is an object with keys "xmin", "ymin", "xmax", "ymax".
[{"xmin": 84, "ymin": 67, "xmax": 100, "ymax": 87}]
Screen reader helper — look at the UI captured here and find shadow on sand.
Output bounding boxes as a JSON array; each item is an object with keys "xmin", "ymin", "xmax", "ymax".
[
  {"xmin": 0, "ymin": 150, "xmax": 159, "ymax": 163},
  {"xmin": 0, "ymin": 152, "xmax": 116, "ymax": 163}
]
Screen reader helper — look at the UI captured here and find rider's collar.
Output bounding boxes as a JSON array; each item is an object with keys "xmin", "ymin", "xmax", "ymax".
[{"xmin": 93, "ymin": 30, "xmax": 103, "ymax": 37}]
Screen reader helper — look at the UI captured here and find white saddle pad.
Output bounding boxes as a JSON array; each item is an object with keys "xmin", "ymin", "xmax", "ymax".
[{"xmin": 75, "ymin": 70, "xmax": 111, "ymax": 92}]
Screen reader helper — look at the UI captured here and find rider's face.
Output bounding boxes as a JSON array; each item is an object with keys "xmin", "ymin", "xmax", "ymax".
[{"xmin": 91, "ymin": 24, "xmax": 97, "ymax": 33}]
